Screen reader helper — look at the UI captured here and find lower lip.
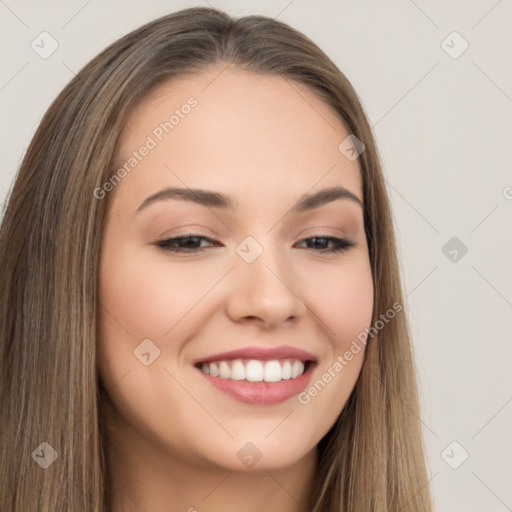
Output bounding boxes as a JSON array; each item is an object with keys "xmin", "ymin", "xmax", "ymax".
[{"xmin": 196, "ymin": 363, "xmax": 315, "ymax": 405}]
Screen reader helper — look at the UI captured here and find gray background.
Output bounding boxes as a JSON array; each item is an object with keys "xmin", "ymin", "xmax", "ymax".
[{"xmin": 1, "ymin": 1, "xmax": 511, "ymax": 510}]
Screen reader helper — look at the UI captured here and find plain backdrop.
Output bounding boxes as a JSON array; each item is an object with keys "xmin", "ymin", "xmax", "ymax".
[{"xmin": 1, "ymin": 1, "xmax": 511, "ymax": 510}]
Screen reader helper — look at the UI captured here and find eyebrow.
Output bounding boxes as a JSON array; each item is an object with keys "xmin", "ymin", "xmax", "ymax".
[{"xmin": 136, "ymin": 185, "xmax": 363, "ymax": 213}]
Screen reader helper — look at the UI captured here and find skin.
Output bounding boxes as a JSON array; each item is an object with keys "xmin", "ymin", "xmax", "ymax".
[{"xmin": 97, "ymin": 65, "xmax": 374, "ymax": 512}]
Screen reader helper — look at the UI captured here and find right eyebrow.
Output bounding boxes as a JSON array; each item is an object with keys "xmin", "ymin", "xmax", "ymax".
[{"xmin": 137, "ymin": 187, "xmax": 233, "ymax": 212}]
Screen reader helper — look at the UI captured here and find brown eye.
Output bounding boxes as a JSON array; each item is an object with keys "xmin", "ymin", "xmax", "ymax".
[
  {"xmin": 156, "ymin": 235, "xmax": 220, "ymax": 253},
  {"xmin": 295, "ymin": 236, "xmax": 355, "ymax": 254},
  {"xmin": 155, "ymin": 235, "xmax": 355, "ymax": 255}
]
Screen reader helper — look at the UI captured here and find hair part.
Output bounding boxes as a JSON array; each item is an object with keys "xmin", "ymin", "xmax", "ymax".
[{"xmin": 0, "ymin": 7, "xmax": 432, "ymax": 511}]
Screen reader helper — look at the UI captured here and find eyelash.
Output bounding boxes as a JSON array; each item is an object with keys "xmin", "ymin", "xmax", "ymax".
[{"xmin": 155, "ymin": 234, "xmax": 355, "ymax": 254}]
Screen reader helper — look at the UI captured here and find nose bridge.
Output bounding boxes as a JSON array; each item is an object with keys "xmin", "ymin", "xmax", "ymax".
[
  {"xmin": 227, "ymin": 233, "xmax": 305, "ymax": 325},
  {"xmin": 235, "ymin": 233, "xmax": 288, "ymax": 284}
]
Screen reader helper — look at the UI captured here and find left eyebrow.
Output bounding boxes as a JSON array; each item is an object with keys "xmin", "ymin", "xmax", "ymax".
[
  {"xmin": 136, "ymin": 185, "xmax": 363, "ymax": 213},
  {"xmin": 292, "ymin": 186, "xmax": 363, "ymax": 212}
]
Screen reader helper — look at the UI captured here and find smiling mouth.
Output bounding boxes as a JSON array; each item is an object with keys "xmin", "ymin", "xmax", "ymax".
[
  {"xmin": 196, "ymin": 358, "xmax": 313, "ymax": 382},
  {"xmin": 193, "ymin": 345, "xmax": 317, "ymax": 404}
]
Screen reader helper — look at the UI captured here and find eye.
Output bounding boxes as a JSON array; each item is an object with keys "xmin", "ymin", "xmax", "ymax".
[
  {"xmin": 155, "ymin": 234, "xmax": 220, "ymax": 253},
  {"xmin": 155, "ymin": 234, "xmax": 355, "ymax": 254},
  {"xmin": 294, "ymin": 236, "xmax": 355, "ymax": 254}
]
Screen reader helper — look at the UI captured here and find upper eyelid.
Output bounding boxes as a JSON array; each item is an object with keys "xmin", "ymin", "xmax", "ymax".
[
  {"xmin": 161, "ymin": 224, "xmax": 350, "ymax": 239},
  {"xmin": 158, "ymin": 233, "xmax": 347, "ymax": 242}
]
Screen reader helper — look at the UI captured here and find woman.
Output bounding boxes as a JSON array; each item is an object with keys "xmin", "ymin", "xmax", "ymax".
[{"xmin": 0, "ymin": 7, "xmax": 433, "ymax": 511}]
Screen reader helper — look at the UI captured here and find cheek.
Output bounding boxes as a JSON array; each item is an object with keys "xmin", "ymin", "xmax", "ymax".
[
  {"xmin": 96, "ymin": 243, "xmax": 225, "ymax": 391},
  {"xmin": 304, "ymin": 254, "xmax": 374, "ymax": 347},
  {"xmin": 98, "ymin": 250, "xmax": 212, "ymax": 339},
  {"xmin": 96, "ymin": 244, "xmax": 167, "ymax": 384},
  {"xmin": 295, "ymin": 255, "xmax": 373, "ymax": 424}
]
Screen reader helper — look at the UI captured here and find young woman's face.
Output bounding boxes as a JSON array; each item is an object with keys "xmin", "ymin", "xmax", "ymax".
[{"xmin": 97, "ymin": 66, "xmax": 374, "ymax": 473}]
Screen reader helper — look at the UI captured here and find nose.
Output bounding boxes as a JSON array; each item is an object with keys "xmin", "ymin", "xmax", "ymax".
[{"xmin": 225, "ymin": 240, "xmax": 307, "ymax": 329}]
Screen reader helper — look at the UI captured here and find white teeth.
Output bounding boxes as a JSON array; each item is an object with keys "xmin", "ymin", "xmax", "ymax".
[
  {"xmin": 264, "ymin": 360, "xmax": 282, "ymax": 382},
  {"xmin": 281, "ymin": 360, "xmax": 292, "ymax": 379},
  {"xmin": 219, "ymin": 361, "xmax": 230, "ymax": 379},
  {"xmin": 230, "ymin": 360, "xmax": 246, "ymax": 380},
  {"xmin": 199, "ymin": 358, "xmax": 307, "ymax": 382},
  {"xmin": 246, "ymin": 360, "xmax": 264, "ymax": 382},
  {"xmin": 291, "ymin": 361, "xmax": 304, "ymax": 378},
  {"xmin": 209, "ymin": 362, "xmax": 219, "ymax": 377}
]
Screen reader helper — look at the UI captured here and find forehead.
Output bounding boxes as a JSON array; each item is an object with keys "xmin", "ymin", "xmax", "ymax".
[{"xmin": 111, "ymin": 66, "xmax": 363, "ymax": 212}]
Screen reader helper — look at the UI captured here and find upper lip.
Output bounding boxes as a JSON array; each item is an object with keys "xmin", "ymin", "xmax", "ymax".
[{"xmin": 195, "ymin": 345, "xmax": 317, "ymax": 364}]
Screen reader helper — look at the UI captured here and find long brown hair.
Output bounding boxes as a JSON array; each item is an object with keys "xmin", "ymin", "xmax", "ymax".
[{"xmin": 0, "ymin": 7, "xmax": 432, "ymax": 511}]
